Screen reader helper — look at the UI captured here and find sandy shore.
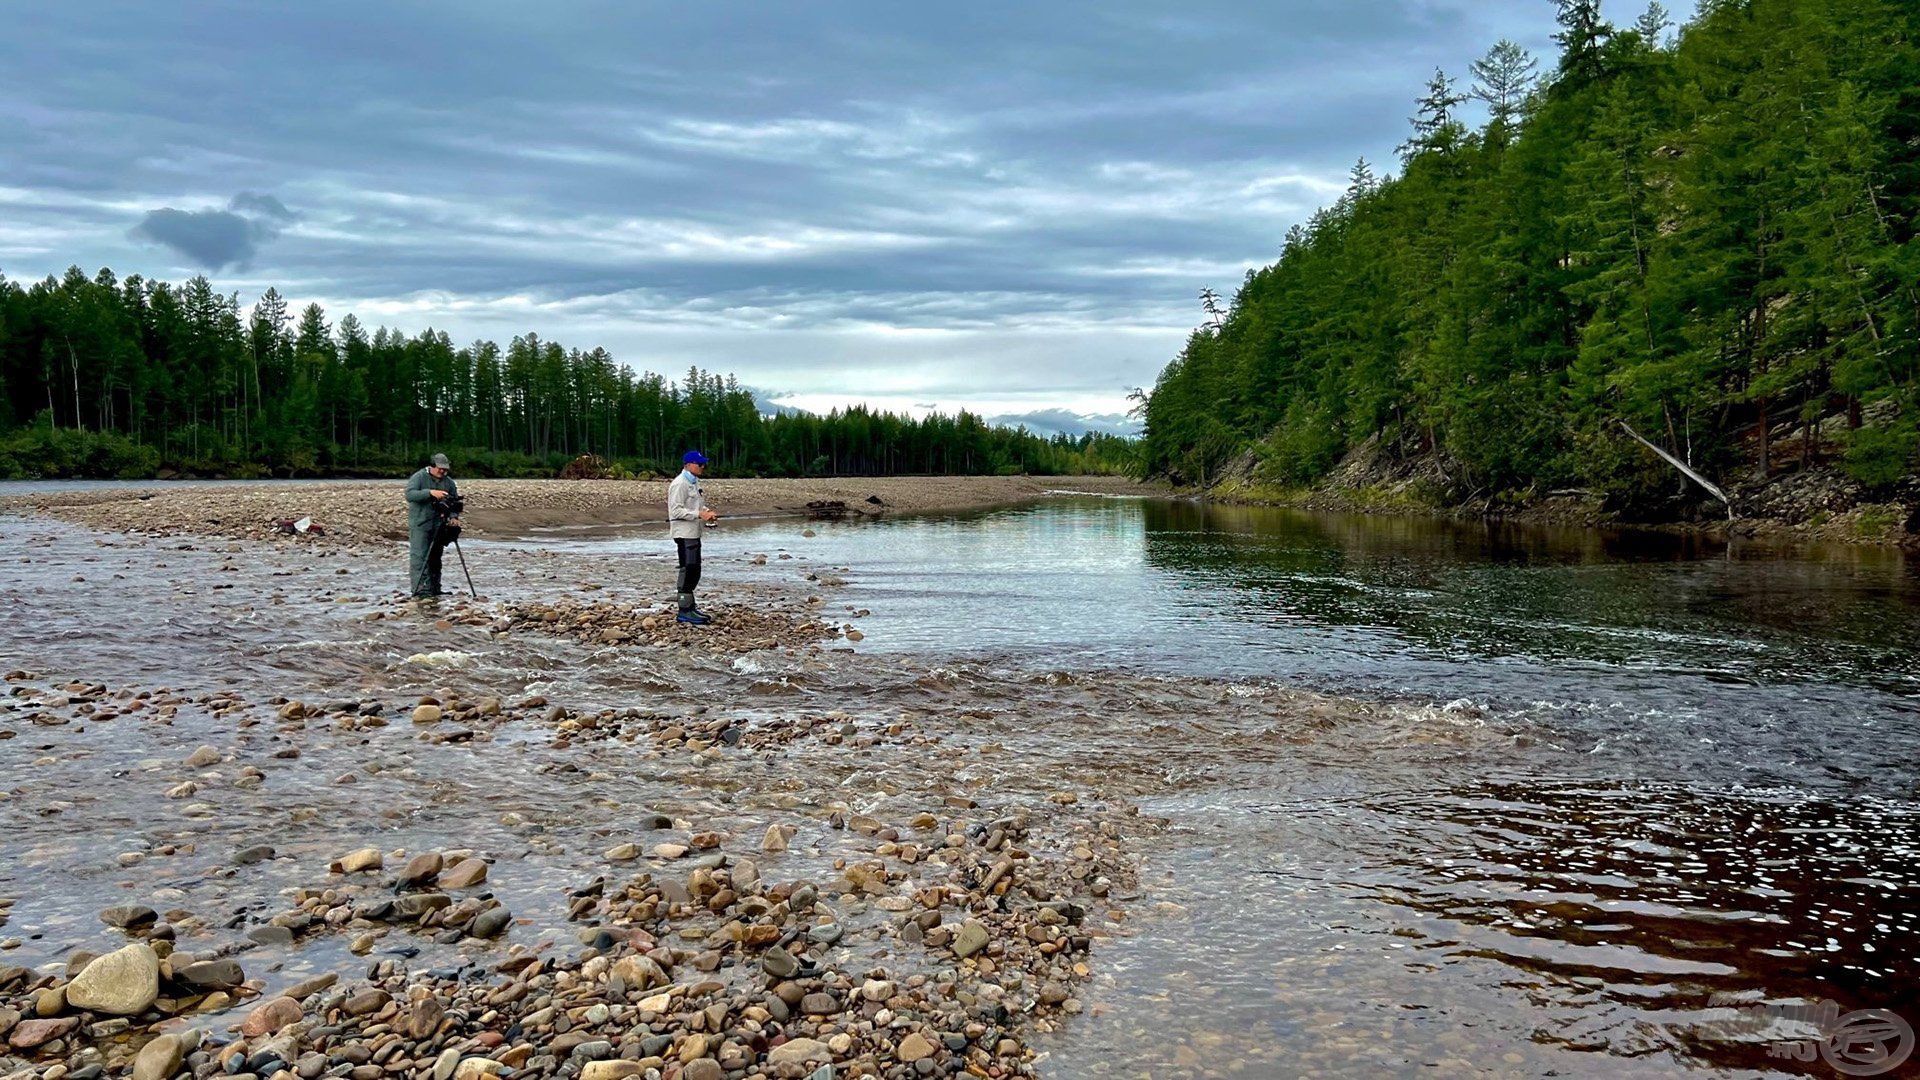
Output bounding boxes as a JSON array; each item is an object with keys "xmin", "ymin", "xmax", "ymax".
[{"xmin": 0, "ymin": 476, "xmax": 1161, "ymax": 545}]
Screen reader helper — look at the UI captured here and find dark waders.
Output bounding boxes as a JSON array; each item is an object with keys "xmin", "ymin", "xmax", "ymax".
[
  {"xmin": 412, "ymin": 512, "xmax": 473, "ymax": 597},
  {"xmin": 675, "ymin": 537, "xmax": 703, "ymax": 614}
]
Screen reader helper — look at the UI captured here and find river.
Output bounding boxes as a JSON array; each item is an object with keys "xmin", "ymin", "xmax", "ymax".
[
  {"xmin": 3, "ymin": 493, "xmax": 1916, "ymax": 1078},
  {"xmin": 529, "ymin": 496, "xmax": 1920, "ymax": 1076}
]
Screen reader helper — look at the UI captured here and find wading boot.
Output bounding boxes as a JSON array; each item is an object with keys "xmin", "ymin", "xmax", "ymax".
[{"xmin": 677, "ymin": 593, "xmax": 710, "ymax": 626}]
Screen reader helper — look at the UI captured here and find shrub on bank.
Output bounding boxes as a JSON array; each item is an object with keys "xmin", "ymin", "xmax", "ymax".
[{"xmin": 0, "ymin": 417, "xmax": 162, "ymax": 479}]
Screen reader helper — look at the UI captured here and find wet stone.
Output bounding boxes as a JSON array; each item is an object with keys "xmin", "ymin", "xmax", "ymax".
[
  {"xmin": 397, "ymin": 852, "xmax": 443, "ymax": 888},
  {"xmin": 99, "ymin": 904, "xmax": 157, "ymax": 930},
  {"xmin": 762, "ymin": 949, "xmax": 799, "ymax": 978},
  {"xmin": 439, "ymin": 857, "xmax": 488, "ymax": 888}
]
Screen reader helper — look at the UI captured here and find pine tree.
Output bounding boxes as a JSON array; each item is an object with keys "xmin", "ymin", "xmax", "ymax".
[
  {"xmin": 1553, "ymin": 0, "xmax": 1613, "ymax": 88},
  {"xmin": 1471, "ymin": 40, "xmax": 1540, "ymax": 135},
  {"xmin": 1635, "ymin": 2, "xmax": 1672, "ymax": 46},
  {"xmin": 1400, "ymin": 68, "xmax": 1468, "ymax": 160}
]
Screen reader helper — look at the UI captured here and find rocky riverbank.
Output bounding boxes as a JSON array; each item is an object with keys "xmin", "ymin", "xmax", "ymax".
[
  {"xmin": 0, "ymin": 477, "xmax": 1159, "ymax": 547},
  {"xmin": 0, "ymin": 519, "xmax": 1162, "ymax": 1080},
  {"xmin": 1199, "ymin": 433, "xmax": 1919, "ymax": 547}
]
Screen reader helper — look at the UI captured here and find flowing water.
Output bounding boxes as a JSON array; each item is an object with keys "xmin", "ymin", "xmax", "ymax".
[
  {"xmin": 531, "ymin": 497, "xmax": 1920, "ymax": 1077},
  {"xmin": 4, "ymin": 494, "xmax": 1918, "ymax": 1078}
]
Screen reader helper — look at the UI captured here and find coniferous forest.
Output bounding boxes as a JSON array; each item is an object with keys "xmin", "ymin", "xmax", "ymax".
[
  {"xmin": 0, "ymin": 271, "xmax": 1130, "ymax": 479},
  {"xmin": 1140, "ymin": 0, "xmax": 1920, "ymax": 515}
]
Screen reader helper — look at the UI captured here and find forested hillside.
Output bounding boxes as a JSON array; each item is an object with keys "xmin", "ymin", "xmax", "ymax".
[
  {"xmin": 0, "ymin": 269, "xmax": 1128, "ymax": 479},
  {"xmin": 1140, "ymin": 0, "xmax": 1920, "ymax": 523}
]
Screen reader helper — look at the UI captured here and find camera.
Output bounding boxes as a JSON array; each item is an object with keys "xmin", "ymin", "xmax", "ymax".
[{"xmin": 435, "ymin": 494, "xmax": 466, "ymax": 517}]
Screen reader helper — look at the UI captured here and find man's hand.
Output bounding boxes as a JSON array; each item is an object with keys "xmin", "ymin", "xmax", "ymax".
[
  {"xmin": 430, "ymin": 489, "xmax": 448, "ymax": 499},
  {"xmin": 700, "ymin": 508, "xmax": 719, "ymax": 522}
]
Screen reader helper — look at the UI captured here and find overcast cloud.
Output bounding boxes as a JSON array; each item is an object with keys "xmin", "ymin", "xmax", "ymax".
[{"xmin": 0, "ymin": 1, "xmax": 1560, "ymax": 419}]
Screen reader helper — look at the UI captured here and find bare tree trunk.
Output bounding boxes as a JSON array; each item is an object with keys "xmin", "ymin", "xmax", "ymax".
[{"xmin": 1621, "ymin": 421, "xmax": 1734, "ymax": 520}]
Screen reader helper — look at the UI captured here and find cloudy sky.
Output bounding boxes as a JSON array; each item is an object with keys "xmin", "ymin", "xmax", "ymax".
[{"xmin": 1, "ymin": 1, "xmax": 1561, "ymax": 430}]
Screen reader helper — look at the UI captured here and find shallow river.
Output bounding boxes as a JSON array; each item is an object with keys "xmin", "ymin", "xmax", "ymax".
[
  {"xmin": 537, "ymin": 496, "xmax": 1920, "ymax": 1077},
  {"xmin": 4, "ymin": 493, "xmax": 1918, "ymax": 1078}
]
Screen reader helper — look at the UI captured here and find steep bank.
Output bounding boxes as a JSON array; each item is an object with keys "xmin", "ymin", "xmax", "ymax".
[{"xmin": 1198, "ymin": 432, "xmax": 1920, "ymax": 547}]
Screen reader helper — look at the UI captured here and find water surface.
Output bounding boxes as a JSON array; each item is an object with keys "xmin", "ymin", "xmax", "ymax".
[
  {"xmin": 532, "ymin": 496, "xmax": 1920, "ymax": 1075},
  {"xmin": 6, "ymin": 495, "xmax": 1918, "ymax": 1078}
]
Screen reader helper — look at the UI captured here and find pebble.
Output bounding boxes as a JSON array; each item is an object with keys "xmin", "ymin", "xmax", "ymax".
[
  {"xmin": 99, "ymin": 904, "xmax": 157, "ymax": 930},
  {"xmin": 398, "ymin": 852, "xmax": 444, "ymax": 888},
  {"xmin": 241, "ymin": 997, "xmax": 302, "ymax": 1037},
  {"xmin": 579, "ymin": 1064, "xmax": 643, "ymax": 1080},
  {"xmin": 7, "ymin": 1016, "xmax": 78, "ymax": 1049},
  {"xmin": 333, "ymin": 848, "xmax": 383, "ymax": 873},
  {"xmin": 761, "ymin": 949, "xmax": 799, "ymax": 979},
  {"xmin": 177, "ymin": 958, "xmax": 244, "ymax": 990},
  {"xmin": 953, "ymin": 919, "xmax": 990, "ymax": 959},
  {"xmin": 897, "ymin": 1032, "xmax": 937, "ymax": 1062},
  {"xmin": 132, "ymin": 1033, "xmax": 186, "ymax": 1080},
  {"xmin": 768, "ymin": 1038, "xmax": 831, "ymax": 1066},
  {"xmin": 438, "ymin": 857, "xmax": 488, "ymax": 888}
]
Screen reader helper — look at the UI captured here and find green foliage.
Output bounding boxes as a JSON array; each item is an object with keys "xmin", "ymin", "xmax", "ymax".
[
  {"xmin": 1254, "ymin": 401, "xmax": 1344, "ymax": 486},
  {"xmin": 0, "ymin": 268, "xmax": 1135, "ymax": 479},
  {"xmin": 1842, "ymin": 420, "xmax": 1918, "ymax": 487},
  {"xmin": 1139, "ymin": 0, "xmax": 1920, "ymax": 505},
  {"xmin": 0, "ymin": 411, "xmax": 161, "ymax": 478}
]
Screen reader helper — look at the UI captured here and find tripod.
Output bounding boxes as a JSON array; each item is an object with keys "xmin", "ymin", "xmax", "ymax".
[{"xmin": 425, "ymin": 511, "xmax": 478, "ymax": 598}]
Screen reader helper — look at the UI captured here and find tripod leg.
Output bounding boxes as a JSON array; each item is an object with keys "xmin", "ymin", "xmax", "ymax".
[{"xmin": 454, "ymin": 539, "xmax": 477, "ymax": 597}]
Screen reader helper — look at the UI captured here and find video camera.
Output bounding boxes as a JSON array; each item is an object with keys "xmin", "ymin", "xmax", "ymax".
[{"xmin": 434, "ymin": 493, "xmax": 466, "ymax": 517}]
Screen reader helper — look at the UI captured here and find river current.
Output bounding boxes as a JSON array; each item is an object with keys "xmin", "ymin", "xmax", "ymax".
[{"xmin": 3, "ymin": 493, "xmax": 1917, "ymax": 1078}]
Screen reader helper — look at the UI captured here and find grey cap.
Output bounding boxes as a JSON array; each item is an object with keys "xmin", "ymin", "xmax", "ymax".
[{"xmin": 430, "ymin": 453, "xmax": 451, "ymax": 468}]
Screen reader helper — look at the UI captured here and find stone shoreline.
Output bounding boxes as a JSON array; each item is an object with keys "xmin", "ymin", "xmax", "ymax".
[
  {"xmin": 0, "ymin": 544, "xmax": 1147, "ymax": 1080},
  {"xmin": 0, "ymin": 476, "xmax": 1159, "ymax": 547}
]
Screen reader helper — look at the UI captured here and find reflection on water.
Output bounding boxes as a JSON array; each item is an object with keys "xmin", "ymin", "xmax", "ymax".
[
  {"xmin": 6, "ymin": 496, "xmax": 1920, "ymax": 1078},
  {"xmin": 559, "ymin": 497, "xmax": 1919, "ymax": 794}
]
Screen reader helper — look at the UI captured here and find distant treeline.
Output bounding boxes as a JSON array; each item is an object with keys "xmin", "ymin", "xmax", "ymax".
[
  {"xmin": 0, "ymin": 268, "xmax": 1133, "ymax": 479},
  {"xmin": 1140, "ymin": 0, "xmax": 1920, "ymax": 507}
]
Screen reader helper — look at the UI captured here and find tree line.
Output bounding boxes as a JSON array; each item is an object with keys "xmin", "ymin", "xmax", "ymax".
[
  {"xmin": 0, "ymin": 267, "xmax": 1131, "ymax": 479},
  {"xmin": 1139, "ymin": 0, "xmax": 1920, "ymax": 512}
]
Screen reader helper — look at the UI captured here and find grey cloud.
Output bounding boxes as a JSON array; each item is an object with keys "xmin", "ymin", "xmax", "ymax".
[
  {"xmin": 987, "ymin": 409, "xmax": 1143, "ymax": 439},
  {"xmin": 229, "ymin": 191, "xmax": 296, "ymax": 221},
  {"xmin": 8, "ymin": 1, "xmax": 1562, "ymax": 414},
  {"xmin": 127, "ymin": 192, "xmax": 296, "ymax": 269}
]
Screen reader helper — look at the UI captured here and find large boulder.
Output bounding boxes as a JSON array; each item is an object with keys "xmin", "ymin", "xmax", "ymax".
[{"xmin": 64, "ymin": 943, "xmax": 160, "ymax": 1016}]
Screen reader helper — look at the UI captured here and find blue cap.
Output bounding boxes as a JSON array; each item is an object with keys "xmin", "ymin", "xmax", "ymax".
[{"xmin": 683, "ymin": 450, "xmax": 708, "ymax": 466}]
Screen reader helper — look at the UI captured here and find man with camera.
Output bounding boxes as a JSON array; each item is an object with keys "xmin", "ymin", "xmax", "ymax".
[{"xmin": 405, "ymin": 452, "xmax": 462, "ymax": 598}]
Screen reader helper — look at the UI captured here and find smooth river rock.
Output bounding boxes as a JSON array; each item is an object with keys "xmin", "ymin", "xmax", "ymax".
[
  {"xmin": 241, "ymin": 996, "xmax": 303, "ymax": 1037},
  {"xmin": 953, "ymin": 919, "xmax": 990, "ymax": 958},
  {"xmin": 132, "ymin": 1033, "xmax": 186, "ymax": 1080},
  {"xmin": 64, "ymin": 943, "xmax": 160, "ymax": 1016},
  {"xmin": 767, "ymin": 1038, "xmax": 832, "ymax": 1066},
  {"xmin": 439, "ymin": 857, "xmax": 488, "ymax": 888}
]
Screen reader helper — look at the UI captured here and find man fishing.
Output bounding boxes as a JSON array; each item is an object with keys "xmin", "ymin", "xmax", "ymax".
[
  {"xmin": 405, "ymin": 452, "xmax": 461, "ymax": 598},
  {"xmin": 667, "ymin": 450, "xmax": 719, "ymax": 624}
]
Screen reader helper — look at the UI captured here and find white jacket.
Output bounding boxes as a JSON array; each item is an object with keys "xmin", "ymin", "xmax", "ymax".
[{"xmin": 667, "ymin": 470, "xmax": 707, "ymax": 539}]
